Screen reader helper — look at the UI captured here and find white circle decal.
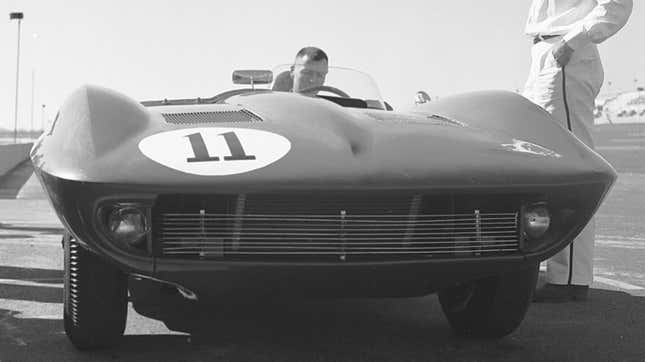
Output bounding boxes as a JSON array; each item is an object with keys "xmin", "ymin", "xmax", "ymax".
[{"xmin": 138, "ymin": 127, "xmax": 291, "ymax": 176}]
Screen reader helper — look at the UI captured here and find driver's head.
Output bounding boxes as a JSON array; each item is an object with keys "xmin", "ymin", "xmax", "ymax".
[{"xmin": 290, "ymin": 47, "xmax": 328, "ymax": 93}]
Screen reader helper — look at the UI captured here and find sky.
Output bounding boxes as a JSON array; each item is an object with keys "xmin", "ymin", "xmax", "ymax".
[{"xmin": 1, "ymin": 0, "xmax": 644, "ymax": 131}]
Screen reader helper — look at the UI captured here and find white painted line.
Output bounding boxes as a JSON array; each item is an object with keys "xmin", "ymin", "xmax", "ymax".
[
  {"xmin": 0, "ymin": 239, "xmax": 60, "ymax": 247},
  {"xmin": 594, "ymin": 276, "xmax": 644, "ymax": 290},
  {"xmin": 596, "ymin": 239, "xmax": 645, "ymax": 250},
  {"xmin": 596, "ymin": 235, "xmax": 645, "ymax": 242},
  {"xmin": 0, "ymin": 278, "xmax": 63, "ymax": 289},
  {"xmin": 606, "ymin": 138, "xmax": 645, "ymax": 143},
  {"xmin": 0, "ymin": 222, "xmax": 63, "ymax": 229},
  {"xmin": 0, "ymin": 298, "xmax": 62, "ymax": 320},
  {"xmin": 595, "ymin": 267, "xmax": 645, "ymax": 279}
]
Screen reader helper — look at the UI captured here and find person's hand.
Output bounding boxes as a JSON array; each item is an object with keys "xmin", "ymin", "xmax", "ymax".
[{"xmin": 551, "ymin": 40, "xmax": 574, "ymax": 68}]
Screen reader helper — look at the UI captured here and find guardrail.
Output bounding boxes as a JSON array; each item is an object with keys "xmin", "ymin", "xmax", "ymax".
[{"xmin": 0, "ymin": 143, "xmax": 33, "ymax": 178}]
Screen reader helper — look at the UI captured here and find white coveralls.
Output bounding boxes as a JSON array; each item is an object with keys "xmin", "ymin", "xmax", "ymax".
[{"xmin": 522, "ymin": 0, "xmax": 632, "ymax": 286}]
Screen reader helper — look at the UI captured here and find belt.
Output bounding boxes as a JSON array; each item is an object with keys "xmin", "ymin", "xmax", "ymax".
[{"xmin": 533, "ymin": 34, "xmax": 560, "ymax": 44}]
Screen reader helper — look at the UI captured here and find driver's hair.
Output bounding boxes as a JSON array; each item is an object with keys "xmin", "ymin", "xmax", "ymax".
[{"xmin": 295, "ymin": 47, "xmax": 328, "ymax": 63}]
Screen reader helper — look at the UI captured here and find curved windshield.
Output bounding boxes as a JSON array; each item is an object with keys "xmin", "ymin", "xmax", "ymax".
[
  {"xmin": 270, "ymin": 65, "xmax": 385, "ymax": 109},
  {"xmin": 143, "ymin": 65, "xmax": 386, "ymax": 109}
]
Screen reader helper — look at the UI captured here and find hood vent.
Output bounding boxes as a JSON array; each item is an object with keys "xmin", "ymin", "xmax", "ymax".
[
  {"xmin": 364, "ymin": 112, "xmax": 465, "ymax": 127},
  {"xmin": 162, "ymin": 109, "xmax": 263, "ymax": 124}
]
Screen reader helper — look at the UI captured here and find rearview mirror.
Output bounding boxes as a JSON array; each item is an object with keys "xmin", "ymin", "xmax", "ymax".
[{"xmin": 232, "ymin": 70, "xmax": 273, "ymax": 87}]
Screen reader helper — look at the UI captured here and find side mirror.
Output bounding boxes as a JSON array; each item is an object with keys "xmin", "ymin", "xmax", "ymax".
[
  {"xmin": 415, "ymin": 90, "xmax": 432, "ymax": 105},
  {"xmin": 232, "ymin": 70, "xmax": 273, "ymax": 88}
]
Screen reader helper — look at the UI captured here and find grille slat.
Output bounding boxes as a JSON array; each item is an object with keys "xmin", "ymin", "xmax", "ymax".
[
  {"xmin": 159, "ymin": 231, "xmax": 518, "ymax": 238},
  {"xmin": 161, "ymin": 212, "xmax": 516, "ymax": 217},
  {"xmin": 153, "ymin": 193, "xmax": 522, "ymax": 261},
  {"xmin": 162, "ymin": 249, "xmax": 520, "ymax": 256},
  {"xmin": 160, "ymin": 217, "xmax": 517, "ymax": 223},
  {"xmin": 158, "ymin": 226, "xmax": 515, "ymax": 236},
  {"xmin": 161, "ymin": 241, "xmax": 520, "ymax": 247}
]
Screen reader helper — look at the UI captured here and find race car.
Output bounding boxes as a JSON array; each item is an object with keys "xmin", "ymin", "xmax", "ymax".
[{"xmin": 31, "ymin": 65, "xmax": 616, "ymax": 349}]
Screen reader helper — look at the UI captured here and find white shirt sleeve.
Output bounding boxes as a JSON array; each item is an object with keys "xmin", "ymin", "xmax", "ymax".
[{"xmin": 563, "ymin": 0, "xmax": 633, "ymax": 51}]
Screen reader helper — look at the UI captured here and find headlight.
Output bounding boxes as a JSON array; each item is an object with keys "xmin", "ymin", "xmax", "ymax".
[
  {"xmin": 522, "ymin": 203, "xmax": 550, "ymax": 240},
  {"xmin": 107, "ymin": 206, "xmax": 149, "ymax": 247}
]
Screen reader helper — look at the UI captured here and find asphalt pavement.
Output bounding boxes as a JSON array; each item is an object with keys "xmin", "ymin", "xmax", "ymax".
[{"xmin": 0, "ymin": 124, "xmax": 644, "ymax": 361}]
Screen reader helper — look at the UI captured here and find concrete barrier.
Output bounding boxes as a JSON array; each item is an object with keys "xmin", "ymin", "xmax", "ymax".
[{"xmin": 0, "ymin": 143, "xmax": 33, "ymax": 178}]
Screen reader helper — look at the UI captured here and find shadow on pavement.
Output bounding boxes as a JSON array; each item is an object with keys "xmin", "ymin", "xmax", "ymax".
[
  {"xmin": 0, "ymin": 161, "xmax": 34, "ymax": 199},
  {"xmin": 0, "ymin": 266, "xmax": 62, "ymax": 284},
  {"xmin": 0, "ymin": 266, "xmax": 62, "ymax": 304},
  {"xmin": 0, "ymin": 284, "xmax": 62, "ymax": 304},
  {"xmin": 0, "ymin": 223, "xmax": 64, "ymax": 235},
  {"xmin": 0, "ymin": 283, "xmax": 644, "ymax": 361}
]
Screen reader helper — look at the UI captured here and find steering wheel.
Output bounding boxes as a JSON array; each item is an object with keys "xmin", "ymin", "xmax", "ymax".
[{"xmin": 300, "ymin": 85, "xmax": 350, "ymax": 98}]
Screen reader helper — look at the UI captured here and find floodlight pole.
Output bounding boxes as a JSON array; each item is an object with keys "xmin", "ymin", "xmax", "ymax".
[
  {"xmin": 31, "ymin": 68, "xmax": 35, "ymax": 133},
  {"xmin": 10, "ymin": 12, "xmax": 24, "ymax": 144},
  {"xmin": 41, "ymin": 104, "xmax": 46, "ymax": 132}
]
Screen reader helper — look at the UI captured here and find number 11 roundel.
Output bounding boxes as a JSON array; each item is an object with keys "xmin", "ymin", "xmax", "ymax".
[{"xmin": 138, "ymin": 127, "xmax": 291, "ymax": 176}]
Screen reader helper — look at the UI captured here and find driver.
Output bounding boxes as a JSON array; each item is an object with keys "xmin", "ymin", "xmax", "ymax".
[{"xmin": 272, "ymin": 47, "xmax": 329, "ymax": 93}]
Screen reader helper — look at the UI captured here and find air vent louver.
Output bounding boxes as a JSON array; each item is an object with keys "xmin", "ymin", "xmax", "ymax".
[{"xmin": 162, "ymin": 109, "xmax": 262, "ymax": 124}]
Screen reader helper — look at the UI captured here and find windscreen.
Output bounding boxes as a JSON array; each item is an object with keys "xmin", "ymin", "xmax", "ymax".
[{"xmin": 270, "ymin": 65, "xmax": 385, "ymax": 109}]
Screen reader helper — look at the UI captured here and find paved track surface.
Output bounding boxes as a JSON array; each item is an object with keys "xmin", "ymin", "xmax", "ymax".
[{"xmin": 0, "ymin": 125, "xmax": 643, "ymax": 361}]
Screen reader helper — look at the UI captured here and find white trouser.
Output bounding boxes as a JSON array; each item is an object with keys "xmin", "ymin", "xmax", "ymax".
[{"xmin": 523, "ymin": 37, "xmax": 604, "ymax": 286}]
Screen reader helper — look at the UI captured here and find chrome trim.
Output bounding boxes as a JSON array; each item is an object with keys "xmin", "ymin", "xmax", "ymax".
[
  {"xmin": 232, "ymin": 194, "xmax": 246, "ymax": 251},
  {"xmin": 403, "ymin": 194, "xmax": 422, "ymax": 247},
  {"xmin": 340, "ymin": 210, "xmax": 347, "ymax": 261},
  {"xmin": 131, "ymin": 273, "xmax": 198, "ymax": 301},
  {"xmin": 158, "ymin": 211, "xmax": 519, "ymax": 258}
]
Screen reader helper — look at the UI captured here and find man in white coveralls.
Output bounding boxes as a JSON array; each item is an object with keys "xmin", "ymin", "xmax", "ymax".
[{"xmin": 523, "ymin": 0, "xmax": 632, "ymax": 302}]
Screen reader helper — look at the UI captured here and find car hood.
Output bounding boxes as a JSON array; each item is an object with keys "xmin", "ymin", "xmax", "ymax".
[{"xmin": 32, "ymin": 86, "xmax": 615, "ymax": 192}]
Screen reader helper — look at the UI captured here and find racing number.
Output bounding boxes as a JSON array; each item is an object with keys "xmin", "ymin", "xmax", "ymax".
[
  {"xmin": 185, "ymin": 131, "xmax": 256, "ymax": 163},
  {"xmin": 185, "ymin": 133, "xmax": 219, "ymax": 162}
]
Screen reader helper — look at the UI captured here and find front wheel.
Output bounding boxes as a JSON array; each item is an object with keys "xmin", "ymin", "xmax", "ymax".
[
  {"xmin": 63, "ymin": 233, "xmax": 128, "ymax": 350},
  {"xmin": 438, "ymin": 263, "xmax": 539, "ymax": 338}
]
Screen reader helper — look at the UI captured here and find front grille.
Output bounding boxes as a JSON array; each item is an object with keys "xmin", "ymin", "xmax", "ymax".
[
  {"xmin": 162, "ymin": 109, "xmax": 262, "ymax": 124},
  {"xmin": 153, "ymin": 193, "xmax": 522, "ymax": 261}
]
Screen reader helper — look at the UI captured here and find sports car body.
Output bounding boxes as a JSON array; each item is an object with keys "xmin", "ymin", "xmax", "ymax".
[{"xmin": 31, "ymin": 66, "xmax": 616, "ymax": 349}]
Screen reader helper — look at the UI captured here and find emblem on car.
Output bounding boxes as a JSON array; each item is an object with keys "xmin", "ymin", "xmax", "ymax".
[
  {"xmin": 138, "ymin": 127, "xmax": 291, "ymax": 175},
  {"xmin": 501, "ymin": 139, "xmax": 562, "ymax": 158}
]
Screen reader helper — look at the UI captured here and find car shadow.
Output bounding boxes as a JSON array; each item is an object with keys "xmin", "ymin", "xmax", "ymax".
[
  {"xmin": 1, "ymin": 279, "xmax": 644, "ymax": 361},
  {"xmin": 0, "ymin": 161, "xmax": 33, "ymax": 199},
  {"xmin": 0, "ymin": 223, "xmax": 64, "ymax": 235},
  {"xmin": 0, "ymin": 266, "xmax": 62, "ymax": 304},
  {"xmin": 0, "ymin": 266, "xmax": 62, "ymax": 282}
]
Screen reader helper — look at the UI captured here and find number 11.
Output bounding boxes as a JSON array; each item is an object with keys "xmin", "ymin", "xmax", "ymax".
[{"xmin": 185, "ymin": 131, "xmax": 256, "ymax": 163}]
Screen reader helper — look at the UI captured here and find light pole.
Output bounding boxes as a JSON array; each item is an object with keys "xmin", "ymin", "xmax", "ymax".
[
  {"xmin": 30, "ymin": 33, "xmax": 39, "ymax": 137},
  {"xmin": 10, "ymin": 12, "xmax": 24, "ymax": 144},
  {"xmin": 31, "ymin": 68, "xmax": 35, "ymax": 133},
  {"xmin": 41, "ymin": 104, "xmax": 46, "ymax": 132}
]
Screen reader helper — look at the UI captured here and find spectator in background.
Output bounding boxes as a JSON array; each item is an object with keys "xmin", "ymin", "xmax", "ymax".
[{"xmin": 523, "ymin": 0, "xmax": 633, "ymax": 302}]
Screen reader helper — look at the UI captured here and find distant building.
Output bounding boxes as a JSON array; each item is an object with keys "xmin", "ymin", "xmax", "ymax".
[{"xmin": 595, "ymin": 89, "xmax": 645, "ymax": 124}]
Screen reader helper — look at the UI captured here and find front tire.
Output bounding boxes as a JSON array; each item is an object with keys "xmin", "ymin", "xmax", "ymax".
[
  {"xmin": 438, "ymin": 263, "xmax": 539, "ymax": 338},
  {"xmin": 63, "ymin": 233, "xmax": 128, "ymax": 350}
]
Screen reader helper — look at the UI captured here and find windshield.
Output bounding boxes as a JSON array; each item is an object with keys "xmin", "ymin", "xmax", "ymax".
[
  {"xmin": 142, "ymin": 65, "xmax": 386, "ymax": 109},
  {"xmin": 270, "ymin": 65, "xmax": 385, "ymax": 109}
]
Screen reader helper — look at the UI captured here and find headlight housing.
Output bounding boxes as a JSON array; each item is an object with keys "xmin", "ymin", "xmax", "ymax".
[
  {"xmin": 101, "ymin": 204, "xmax": 151, "ymax": 252},
  {"xmin": 522, "ymin": 203, "xmax": 550, "ymax": 240}
]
